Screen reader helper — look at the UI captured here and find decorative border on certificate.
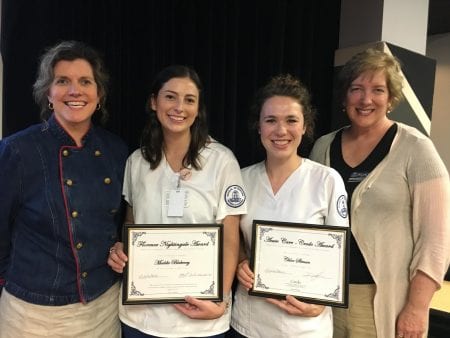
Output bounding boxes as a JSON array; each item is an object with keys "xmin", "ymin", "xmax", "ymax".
[
  {"xmin": 122, "ymin": 224, "xmax": 223, "ymax": 305},
  {"xmin": 249, "ymin": 220, "xmax": 349, "ymax": 307}
]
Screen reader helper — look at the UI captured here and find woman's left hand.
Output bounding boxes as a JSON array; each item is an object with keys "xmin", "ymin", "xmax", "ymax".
[
  {"xmin": 395, "ymin": 271, "xmax": 438, "ymax": 338},
  {"xmin": 395, "ymin": 303, "xmax": 428, "ymax": 338},
  {"xmin": 107, "ymin": 242, "xmax": 128, "ymax": 273},
  {"xmin": 173, "ymin": 296, "xmax": 227, "ymax": 320},
  {"xmin": 266, "ymin": 295, "xmax": 325, "ymax": 317}
]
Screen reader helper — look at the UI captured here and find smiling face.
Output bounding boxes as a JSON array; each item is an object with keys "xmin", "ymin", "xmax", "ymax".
[
  {"xmin": 345, "ymin": 70, "xmax": 391, "ymax": 130},
  {"xmin": 48, "ymin": 59, "xmax": 99, "ymax": 132},
  {"xmin": 151, "ymin": 77, "xmax": 199, "ymax": 138},
  {"xmin": 259, "ymin": 96, "xmax": 306, "ymax": 163}
]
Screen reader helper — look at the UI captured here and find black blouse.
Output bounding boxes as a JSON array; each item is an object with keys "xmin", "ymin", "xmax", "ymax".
[{"xmin": 330, "ymin": 123, "xmax": 397, "ymax": 283}]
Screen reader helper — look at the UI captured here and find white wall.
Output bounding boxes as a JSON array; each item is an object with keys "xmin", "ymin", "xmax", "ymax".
[
  {"xmin": 382, "ymin": 0, "xmax": 429, "ymax": 55},
  {"xmin": 427, "ymin": 32, "xmax": 450, "ymax": 171}
]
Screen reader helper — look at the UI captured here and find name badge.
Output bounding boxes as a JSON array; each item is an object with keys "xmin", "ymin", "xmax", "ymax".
[{"xmin": 167, "ymin": 189, "xmax": 186, "ymax": 217}]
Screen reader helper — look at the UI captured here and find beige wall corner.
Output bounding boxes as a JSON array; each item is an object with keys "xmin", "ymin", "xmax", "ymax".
[{"xmin": 427, "ymin": 33, "xmax": 450, "ymax": 171}]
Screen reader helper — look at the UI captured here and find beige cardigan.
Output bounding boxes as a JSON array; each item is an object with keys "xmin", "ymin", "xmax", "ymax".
[{"xmin": 310, "ymin": 122, "xmax": 450, "ymax": 337}]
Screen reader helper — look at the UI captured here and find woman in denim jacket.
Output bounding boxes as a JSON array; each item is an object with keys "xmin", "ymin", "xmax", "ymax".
[{"xmin": 0, "ymin": 41, "xmax": 128, "ymax": 337}]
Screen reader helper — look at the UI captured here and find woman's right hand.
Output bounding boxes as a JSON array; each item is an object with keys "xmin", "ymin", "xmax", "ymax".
[
  {"xmin": 266, "ymin": 295, "xmax": 325, "ymax": 317},
  {"xmin": 107, "ymin": 242, "xmax": 128, "ymax": 273},
  {"xmin": 236, "ymin": 259, "xmax": 254, "ymax": 290},
  {"xmin": 174, "ymin": 296, "xmax": 227, "ymax": 320}
]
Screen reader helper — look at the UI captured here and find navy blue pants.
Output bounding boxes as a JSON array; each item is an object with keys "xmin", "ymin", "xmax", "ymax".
[{"xmin": 121, "ymin": 322, "xmax": 226, "ymax": 338}]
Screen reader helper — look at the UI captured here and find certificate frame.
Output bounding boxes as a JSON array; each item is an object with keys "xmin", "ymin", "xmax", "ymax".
[
  {"xmin": 122, "ymin": 224, "xmax": 223, "ymax": 305},
  {"xmin": 249, "ymin": 220, "xmax": 349, "ymax": 308}
]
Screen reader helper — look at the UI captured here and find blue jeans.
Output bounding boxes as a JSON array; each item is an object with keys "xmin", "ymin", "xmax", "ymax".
[{"xmin": 122, "ymin": 322, "xmax": 226, "ymax": 338}]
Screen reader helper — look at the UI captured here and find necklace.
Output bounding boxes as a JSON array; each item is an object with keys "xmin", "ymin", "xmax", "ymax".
[{"xmin": 179, "ymin": 167, "xmax": 192, "ymax": 181}]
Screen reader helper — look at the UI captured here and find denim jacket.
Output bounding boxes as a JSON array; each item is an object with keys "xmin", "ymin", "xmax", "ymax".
[{"xmin": 0, "ymin": 115, "xmax": 128, "ymax": 305}]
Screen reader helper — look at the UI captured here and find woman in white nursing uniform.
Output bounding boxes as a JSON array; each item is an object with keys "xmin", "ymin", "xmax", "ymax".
[
  {"xmin": 108, "ymin": 65, "xmax": 247, "ymax": 338},
  {"xmin": 229, "ymin": 74, "xmax": 348, "ymax": 338}
]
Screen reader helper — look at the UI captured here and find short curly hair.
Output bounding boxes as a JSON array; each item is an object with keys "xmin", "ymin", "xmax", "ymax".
[
  {"xmin": 250, "ymin": 74, "xmax": 316, "ymax": 142},
  {"xmin": 337, "ymin": 48, "xmax": 404, "ymax": 110},
  {"xmin": 33, "ymin": 40, "xmax": 109, "ymax": 124}
]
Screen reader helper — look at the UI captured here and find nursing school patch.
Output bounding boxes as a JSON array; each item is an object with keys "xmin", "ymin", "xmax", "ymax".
[
  {"xmin": 224, "ymin": 185, "xmax": 246, "ymax": 208},
  {"xmin": 336, "ymin": 195, "xmax": 348, "ymax": 218}
]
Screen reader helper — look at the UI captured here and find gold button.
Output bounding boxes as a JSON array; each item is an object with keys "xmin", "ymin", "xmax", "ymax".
[
  {"xmin": 71, "ymin": 211, "xmax": 78, "ymax": 218},
  {"xmin": 66, "ymin": 179, "xmax": 73, "ymax": 186},
  {"xmin": 94, "ymin": 150, "xmax": 102, "ymax": 156},
  {"xmin": 76, "ymin": 242, "xmax": 83, "ymax": 250},
  {"xmin": 81, "ymin": 272, "xmax": 88, "ymax": 278},
  {"xmin": 104, "ymin": 177, "xmax": 111, "ymax": 184},
  {"xmin": 62, "ymin": 149, "xmax": 69, "ymax": 157}
]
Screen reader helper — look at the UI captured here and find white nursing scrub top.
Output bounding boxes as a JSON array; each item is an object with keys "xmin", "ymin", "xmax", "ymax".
[
  {"xmin": 120, "ymin": 141, "xmax": 247, "ymax": 337},
  {"xmin": 231, "ymin": 159, "xmax": 348, "ymax": 338}
]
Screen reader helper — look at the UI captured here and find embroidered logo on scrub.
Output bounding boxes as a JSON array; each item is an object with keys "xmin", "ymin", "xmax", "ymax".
[
  {"xmin": 224, "ymin": 185, "xmax": 246, "ymax": 208},
  {"xmin": 336, "ymin": 195, "xmax": 348, "ymax": 218}
]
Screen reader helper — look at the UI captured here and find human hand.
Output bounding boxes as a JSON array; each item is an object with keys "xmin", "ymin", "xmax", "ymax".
[
  {"xmin": 173, "ymin": 296, "xmax": 226, "ymax": 320},
  {"xmin": 266, "ymin": 295, "xmax": 325, "ymax": 317},
  {"xmin": 395, "ymin": 303, "xmax": 428, "ymax": 338},
  {"xmin": 236, "ymin": 259, "xmax": 254, "ymax": 290},
  {"xmin": 107, "ymin": 242, "xmax": 128, "ymax": 273}
]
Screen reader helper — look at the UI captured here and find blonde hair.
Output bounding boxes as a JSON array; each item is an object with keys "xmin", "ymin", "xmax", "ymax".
[{"xmin": 337, "ymin": 48, "xmax": 404, "ymax": 109}]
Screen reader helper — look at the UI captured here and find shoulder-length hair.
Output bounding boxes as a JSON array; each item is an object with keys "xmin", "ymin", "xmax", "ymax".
[{"xmin": 140, "ymin": 65, "xmax": 208, "ymax": 170}]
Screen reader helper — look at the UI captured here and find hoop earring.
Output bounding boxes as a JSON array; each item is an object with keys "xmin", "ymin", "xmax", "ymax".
[
  {"xmin": 48, "ymin": 102, "xmax": 54, "ymax": 111},
  {"xmin": 96, "ymin": 103, "xmax": 101, "ymax": 111}
]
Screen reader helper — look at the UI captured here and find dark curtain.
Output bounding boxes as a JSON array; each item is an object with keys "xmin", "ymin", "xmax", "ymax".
[{"xmin": 1, "ymin": 0, "xmax": 341, "ymax": 167}]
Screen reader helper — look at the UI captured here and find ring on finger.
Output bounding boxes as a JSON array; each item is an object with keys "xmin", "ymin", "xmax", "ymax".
[{"xmin": 109, "ymin": 247, "xmax": 116, "ymax": 254}]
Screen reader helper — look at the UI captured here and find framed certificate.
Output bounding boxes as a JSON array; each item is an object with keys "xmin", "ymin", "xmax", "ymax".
[
  {"xmin": 249, "ymin": 220, "xmax": 349, "ymax": 307},
  {"xmin": 122, "ymin": 224, "xmax": 223, "ymax": 305}
]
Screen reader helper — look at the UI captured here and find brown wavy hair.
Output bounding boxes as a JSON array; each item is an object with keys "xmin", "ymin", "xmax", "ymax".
[{"xmin": 250, "ymin": 74, "xmax": 316, "ymax": 142}]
